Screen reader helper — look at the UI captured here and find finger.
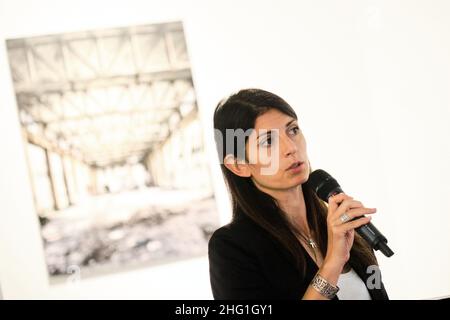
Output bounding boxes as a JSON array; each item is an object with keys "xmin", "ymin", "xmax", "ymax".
[
  {"xmin": 337, "ymin": 207, "xmax": 376, "ymax": 224},
  {"xmin": 339, "ymin": 216, "xmax": 372, "ymax": 232},
  {"xmin": 328, "ymin": 193, "xmax": 352, "ymax": 213},
  {"xmin": 334, "ymin": 199, "xmax": 364, "ymax": 217}
]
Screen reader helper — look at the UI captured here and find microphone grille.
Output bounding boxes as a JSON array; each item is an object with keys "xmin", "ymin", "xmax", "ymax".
[{"xmin": 306, "ymin": 169, "xmax": 341, "ymax": 201}]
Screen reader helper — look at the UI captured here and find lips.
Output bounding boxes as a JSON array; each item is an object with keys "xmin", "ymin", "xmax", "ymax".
[{"xmin": 287, "ymin": 161, "xmax": 304, "ymax": 170}]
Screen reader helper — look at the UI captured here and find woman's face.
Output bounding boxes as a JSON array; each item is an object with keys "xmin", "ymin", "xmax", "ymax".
[{"xmin": 225, "ymin": 108, "xmax": 310, "ymax": 191}]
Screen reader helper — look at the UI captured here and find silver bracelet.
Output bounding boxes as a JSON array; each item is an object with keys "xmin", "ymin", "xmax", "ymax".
[{"xmin": 311, "ymin": 273, "xmax": 340, "ymax": 299}]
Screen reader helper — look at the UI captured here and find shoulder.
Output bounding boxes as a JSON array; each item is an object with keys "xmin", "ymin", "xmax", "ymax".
[
  {"xmin": 207, "ymin": 215, "xmax": 304, "ymax": 299},
  {"xmin": 208, "ymin": 215, "xmax": 293, "ymax": 269},
  {"xmin": 208, "ymin": 215, "xmax": 272, "ymax": 255}
]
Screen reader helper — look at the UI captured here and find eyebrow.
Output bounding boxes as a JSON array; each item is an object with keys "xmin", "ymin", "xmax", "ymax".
[{"xmin": 257, "ymin": 119, "xmax": 297, "ymax": 140}]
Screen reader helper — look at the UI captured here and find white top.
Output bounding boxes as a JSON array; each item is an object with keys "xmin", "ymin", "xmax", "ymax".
[{"xmin": 336, "ymin": 268, "xmax": 372, "ymax": 300}]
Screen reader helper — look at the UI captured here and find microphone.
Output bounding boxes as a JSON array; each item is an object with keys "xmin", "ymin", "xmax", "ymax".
[{"xmin": 306, "ymin": 169, "xmax": 394, "ymax": 258}]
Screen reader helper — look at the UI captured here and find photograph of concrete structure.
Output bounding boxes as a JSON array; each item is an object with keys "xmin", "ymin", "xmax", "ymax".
[{"xmin": 5, "ymin": 21, "xmax": 219, "ymax": 281}]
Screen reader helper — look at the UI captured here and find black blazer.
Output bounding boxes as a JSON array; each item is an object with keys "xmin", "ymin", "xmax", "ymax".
[{"xmin": 208, "ymin": 214, "xmax": 389, "ymax": 300}]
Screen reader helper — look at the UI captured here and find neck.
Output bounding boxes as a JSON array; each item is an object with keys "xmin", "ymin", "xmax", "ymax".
[
  {"xmin": 255, "ymin": 182, "xmax": 310, "ymax": 235},
  {"xmin": 280, "ymin": 186, "xmax": 310, "ymax": 234}
]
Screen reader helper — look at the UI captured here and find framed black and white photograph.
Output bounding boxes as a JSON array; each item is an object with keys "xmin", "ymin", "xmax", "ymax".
[{"xmin": 5, "ymin": 21, "xmax": 220, "ymax": 282}]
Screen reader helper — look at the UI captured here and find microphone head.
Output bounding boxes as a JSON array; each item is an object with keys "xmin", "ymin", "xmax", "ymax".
[{"xmin": 306, "ymin": 169, "xmax": 342, "ymax": 202}]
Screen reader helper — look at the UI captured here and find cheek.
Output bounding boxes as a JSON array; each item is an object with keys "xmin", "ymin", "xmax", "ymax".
[
  {"xmin": 300, "ymin": 136, "xmax": 308, "ymax": 152},
  {"xmin": 247, "ymin": 146, "xmax": 278, "ymax": 168},
  {"xmin": 250, "ymin": 164, "xmax": 285, "ymax": 186}
]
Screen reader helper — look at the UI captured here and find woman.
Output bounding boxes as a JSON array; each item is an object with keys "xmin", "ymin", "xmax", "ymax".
[{"xmin": 208, "ymin": 88, "xmax": 389, "ymax": 300}]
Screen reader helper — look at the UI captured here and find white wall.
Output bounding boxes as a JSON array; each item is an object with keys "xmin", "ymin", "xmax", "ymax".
[{"xmin": 0, "ymin": 0, "xmax": 449, "ymax": 299}]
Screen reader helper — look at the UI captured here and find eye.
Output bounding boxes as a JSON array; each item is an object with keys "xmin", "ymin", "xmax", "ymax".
[
  {"xmin": 260, "ymin": 136, "xmax": 272, "ymax": 147},
  {"xmin": 288, "ymin": 126, "xmax": 300, "ymax": 135}
]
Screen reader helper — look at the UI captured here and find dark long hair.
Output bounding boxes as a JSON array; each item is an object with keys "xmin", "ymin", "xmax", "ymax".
[{"xmin": 213, "ymin": 88, "xmax": 377, "ymax": 276}]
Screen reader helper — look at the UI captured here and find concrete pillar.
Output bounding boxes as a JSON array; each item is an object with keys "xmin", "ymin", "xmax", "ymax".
[
  {"xmin": 61, "ymin": 156, "xmax": 73, "ymax": 206},
  {"xmin": 44, "ymin": 148, "xmax": 58, "ymax": 211}
]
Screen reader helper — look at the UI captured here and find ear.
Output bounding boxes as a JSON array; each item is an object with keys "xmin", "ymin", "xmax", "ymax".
[{"xmin": 223, "ymin": 154, "xmax": 251, "ymax": 178}]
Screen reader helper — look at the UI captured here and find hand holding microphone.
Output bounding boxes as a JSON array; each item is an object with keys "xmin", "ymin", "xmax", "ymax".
[
  {"xmin": 324, "ymin": 193, "xmax": 377, "ymax": 269},
  {"xmin": 306, "ymin": 169, "xmax": 394, "ymax": 258},
  {"xmin": 303, "ymin": 192, "xmax": 378, "ymax": 299},
  {"xmin": 302, "ymin": 169, "xmax": 394, "ymax": 299}
]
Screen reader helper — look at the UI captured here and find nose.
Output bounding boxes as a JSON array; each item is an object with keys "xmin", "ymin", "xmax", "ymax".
[{"xmin": 280, "ymin": 134, "xmax": 298, "ymax": 157}]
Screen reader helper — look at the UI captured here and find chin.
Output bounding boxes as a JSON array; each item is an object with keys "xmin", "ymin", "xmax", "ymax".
[
  {"xmin": 296, "ymin": 171, "xmax": 310, "ymax": 185},
  {"xmin": 286, "ymin": 175, "xmax": 307, "ymax": 188},
  {"xmin": 298, "ymin": 175, "xmax": 309, "ymax": 185}
]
